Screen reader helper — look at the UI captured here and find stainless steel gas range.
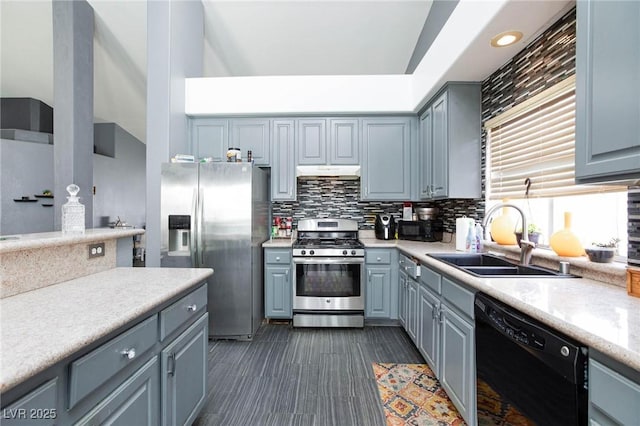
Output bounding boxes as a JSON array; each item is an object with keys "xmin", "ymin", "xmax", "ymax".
[{"xmin": 292, "ymin": 218, "xmax": 365, "ymax": 328}]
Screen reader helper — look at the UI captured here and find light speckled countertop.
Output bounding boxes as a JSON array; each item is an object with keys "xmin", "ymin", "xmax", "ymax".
[
  {"xmin": 362, "ymin": 238, "xmax": 640, "ymax": 372},
  {"xmin": 0, "ymin": 228, "xmax": 144, "ymax": 254},
  {"xmin": 0, "ymin": 267, "xmax": 213, "ymax": 393},
  {"xmin": 262, "ymin": 238, "xmax": 294, "ymax": 248}
]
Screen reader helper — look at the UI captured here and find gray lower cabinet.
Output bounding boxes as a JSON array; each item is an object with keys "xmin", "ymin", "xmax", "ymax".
[
  {"xmin": 365, "ymin": 249, "xmax": 398, "ymax": 319},
  {"xmin": 589, "ymin": 356, "xmax": 640, "ymax": 426},
  {"xmin": 361, "ymin": 117, "xmax": 414, "ymax": 200},
  {"xmin": 418, "ymin": 83, "xmax": 481, "ymax": 200},
  {"xmin": 398, "ymin": 268, "xmax": 407, "ymax": 328},
  {"xmin": 271, "ymin": 120, "xmax": 296, "ymax": 201},
  {"xmin": 0, "ymin": 283, "xmax": 209, "ymax": 426},
  {"xmin": 190, "ymin": 118, "xmax": 228, "ymax": 162},
  {"xmin": 161, "ymin": 313, "xmax": 208, "ymax": 426},
  {"xmin": 75, "ymin": 357, "xmax": 159, "ymax": 426},
  {"xmin": 406, "ymin": 276, "xmax": 419, "ymax": 342},
  {"xmin": 414, "ymin": 263, "xmax": 476, "ymax": 426},
  {"xmin": 264, "ymin": 249, "xmax": 293, "ymax": 319},
  {"xmin": 1, "ymin": 379, "xmax": 58, "ymax": 426},
  {"xmin": 230, "ymin": 118, "xmax": 271, "ymax": 166},
  {"xmin": 575, "ymin": 0, "xmax": 640, "ymax": 184}
]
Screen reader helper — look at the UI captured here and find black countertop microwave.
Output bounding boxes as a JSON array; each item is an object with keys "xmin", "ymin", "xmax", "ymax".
[{"xmin": 397, "ymin": 219, "xmax": 443, "ymax": 242}]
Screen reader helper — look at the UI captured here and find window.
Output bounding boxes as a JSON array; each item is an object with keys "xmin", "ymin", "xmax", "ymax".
[{"xmin": 485, "ymin": 75, "xmax": 628, "ymax": 257}]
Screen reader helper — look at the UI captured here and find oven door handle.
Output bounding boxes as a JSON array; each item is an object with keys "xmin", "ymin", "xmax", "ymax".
[{"xmin": 293, "ymin": 257, "xmax": 365, "ymax": 265}]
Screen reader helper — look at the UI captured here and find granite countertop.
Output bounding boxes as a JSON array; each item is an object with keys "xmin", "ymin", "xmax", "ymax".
[
  {"xmin": 0, "ymin": 267, "xmax": 213, "ymax": 393},
  {"xmin": 390, "ymin": 240, "xmax": 640, "ymax": 372},
  {"xmin": 0, "ymin": 228, "xmax": 144, "ymax": 254}
]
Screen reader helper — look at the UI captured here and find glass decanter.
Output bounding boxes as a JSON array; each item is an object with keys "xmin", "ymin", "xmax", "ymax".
[{"xmin": 62, "ymin": 184, "xmax": 85, "ymax": 234}]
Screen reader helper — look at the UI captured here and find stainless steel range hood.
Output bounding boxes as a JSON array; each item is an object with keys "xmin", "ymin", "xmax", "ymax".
[{"xmin": 295, "ymin": 165, "xmax": 361, "ymax": 179}]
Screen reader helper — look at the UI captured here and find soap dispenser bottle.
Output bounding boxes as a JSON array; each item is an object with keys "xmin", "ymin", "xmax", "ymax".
[{"xmin": 62, "ymin": 184, "xmax": 85, "ymax": 234}]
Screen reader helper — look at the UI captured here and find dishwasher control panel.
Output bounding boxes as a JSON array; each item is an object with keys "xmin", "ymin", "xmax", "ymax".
[{"xmin": 486, "ymin": 307, "xmax": 546, "ymax": 350}]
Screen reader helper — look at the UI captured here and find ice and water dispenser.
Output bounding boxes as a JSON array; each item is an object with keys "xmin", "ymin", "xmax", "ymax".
[{"xmin": 168, "ymin": 215, "xmax": 190, "ymax": 253}]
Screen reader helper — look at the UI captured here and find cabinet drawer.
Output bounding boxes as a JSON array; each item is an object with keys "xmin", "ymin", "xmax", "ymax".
[
  {"xmin": 366, "ymin": 251, "xmax": 391, "ymax": 264},
  {"xmin": 68, "ymin": 315, "xmax": 158, "ymax": 409},
  {"xmin": 420, "ymin": 265, "xmax": 442, "ymax": 295},
  {"xmin": 590, "ymin": 359, "xmax": 640, "ymax": 425},
  {"xmin": 160, "ymin": 284, "xmax": 207, "ymax": 341},
  {"xmin": 2, "ymin": 378, "xmax": 58, "ymax": 426},
  {"xmin": 265, "ymin": 250, "xmax": 291, "ymax": 264},
  {"xmin": 442, "ymin": 277, "xmax": 475, "ymax": 318}
]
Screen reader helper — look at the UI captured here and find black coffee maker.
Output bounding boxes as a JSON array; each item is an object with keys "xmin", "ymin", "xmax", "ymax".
[{"xmin": 375, "ymin": 214, "xmax": 396, "ymax": 240}]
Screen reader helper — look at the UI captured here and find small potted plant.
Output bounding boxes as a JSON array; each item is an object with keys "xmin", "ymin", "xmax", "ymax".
[
  {"xmin": 585, "ymin": 238, "xmax": 620, "ymax": 263},
  {"xmin": 515, "ymin": 223, "xmax": 542, "ymax": 246}
]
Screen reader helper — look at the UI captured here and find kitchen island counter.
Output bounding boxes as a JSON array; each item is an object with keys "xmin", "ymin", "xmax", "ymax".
[
  {"xmin": 365, "ymin": 238, "xmax": 640, "ymax": 372},
  {"xmin": 0, "ymin": 267, "xmax": 213, "ymax": 394}
]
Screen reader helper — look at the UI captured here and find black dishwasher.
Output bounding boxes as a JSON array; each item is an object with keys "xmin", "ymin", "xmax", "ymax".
[{"xmin": 475, "ymin": 293, "xmax": 588, "ymax": 426}]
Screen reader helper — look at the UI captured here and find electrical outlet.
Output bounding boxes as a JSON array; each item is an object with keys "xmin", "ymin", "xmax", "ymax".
[{"xmin": 88, "ymin": 242, "xmax": 105, "ymax": 259}]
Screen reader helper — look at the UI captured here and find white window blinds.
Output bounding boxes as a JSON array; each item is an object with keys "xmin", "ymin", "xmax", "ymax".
[{"xmin": 486, "ymin": 75, "xmax": 625, "ymax": 200}]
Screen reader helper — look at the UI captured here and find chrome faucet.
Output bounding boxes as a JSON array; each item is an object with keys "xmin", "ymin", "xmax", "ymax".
[{"xmin": 482, "ymin": 203, "xmax": 536, "ymax": 265}]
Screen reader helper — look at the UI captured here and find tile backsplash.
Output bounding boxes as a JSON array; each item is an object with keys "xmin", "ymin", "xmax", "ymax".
[{"xmin": 271, "ymin": 177, "xmax": 482, "ymax": 231}]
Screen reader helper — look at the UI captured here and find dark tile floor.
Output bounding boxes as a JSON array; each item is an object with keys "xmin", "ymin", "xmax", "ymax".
[{"xmin": 193, "ymin": 323, "xmax": 424, "ymax": 426}]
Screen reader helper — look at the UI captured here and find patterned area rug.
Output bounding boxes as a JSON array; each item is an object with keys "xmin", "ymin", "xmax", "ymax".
[{"xmin": 372, "ymin": 363, "xmax": 466, "ymax": 426}]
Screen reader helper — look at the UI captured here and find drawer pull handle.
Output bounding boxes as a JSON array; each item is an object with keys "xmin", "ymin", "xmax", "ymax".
[
  {"xmin": 187, "ymin": 304, "xmax": 197, "ymax": 312},
  {"xmin": 121, "ymin": 348, "xmax": 136, "ymax": 360}
]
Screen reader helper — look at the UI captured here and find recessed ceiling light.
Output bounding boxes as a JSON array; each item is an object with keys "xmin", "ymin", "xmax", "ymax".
[{"xmin": 491, "ymin": 31, "xmax": 523, "ymax": 48}]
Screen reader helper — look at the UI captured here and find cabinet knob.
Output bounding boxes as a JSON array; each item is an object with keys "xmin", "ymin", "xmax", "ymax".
[
  {"xmin": 121, "ymin": 348, "xmax": 136, "ymax": 360},
  {"xmin": 187, "ymin": 304, "xmax": 197, "ymax": 312},
  {"xmin": 377, "ymin": 257, "xmax": 382, "ymax": 261},
  {"xmin": 276, "ymin": 256, "xmax": 281, "ymax": 261}
]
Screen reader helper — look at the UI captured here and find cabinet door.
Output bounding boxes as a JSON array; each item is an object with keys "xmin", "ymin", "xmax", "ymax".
[
  {"xmin": 265, "ymin": 265, "xmax": 292, "ymax": 319},
  {"xmin": 329, "ymin": 119, "xmax": 359, "ymax": 164},
  {"xmin": 365, "ymin": 267, "xmax": 391, "ymax": 318},
  {"xmin": 419, "ymin": 108, "xmax": 433, "ymax": 199},
  {"xmin": 190, "ymin": 118, "xmax": 228, "ymax": 162},
  {"xmin": 297, "ymin": 119, "xmax": 326, "ymax": 165},
  {"xmin": 75, "ymin": 357, "xmax": 159, "ymax": 426},
  {"xmin": 431, "ymin": 92, "xmax": 448, "ymax": 198},
  {"xmin": 407, "ymin": 278, "xmax": 419, "ymax": 343},
  {"xmin": 230, "ymin": 119, "xmax": 270, "ymax": 165},
  {"xmin": 2, "ymin": 379, "xmax": 58, "ymax": 426},
  {"xmin": 361, "ymin": 118, "xmax": 412, "ymax": 200},
  {"xmin": 398, "ymin": 269, "xmax": 407, "ymax": 328},
  {"xmin": 440, "ymin": 306, "xmax": 475, "ymax": 425},
  {"xmin": 161, "ymin": 313, "xmax": 208, "ymax": 426},
  {"xmin": 271, "ymin": 120, "xmax": 296, "ymax": 201},
  {"xmin": 589, "ymin": 359, "xmax": 640, "ymax": 426},
  {"xmin": 418, "ymin": 286, "xmax": 440, "ymax": 375},
  {"xmin": 576, "ymin": 1, "xmax": 640, "ymax": 183}
]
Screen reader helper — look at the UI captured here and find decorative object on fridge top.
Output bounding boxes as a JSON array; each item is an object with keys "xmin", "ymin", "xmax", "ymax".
[
  {"xmin": 226, "ymin": 147, "xmax": 241, "ymax": 162},
  {"xmin": 170, "ymin": 154, "xmax": 195, "ymax": 163},
  {"xmin": 549, "ymin": 211, "xmax": 585, "ymax": 257}
]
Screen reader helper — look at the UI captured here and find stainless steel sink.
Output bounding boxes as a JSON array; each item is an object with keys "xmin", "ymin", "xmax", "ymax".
[{"xmin": 427, "ymin": 253, "xmax": 577, "ymax": 278}]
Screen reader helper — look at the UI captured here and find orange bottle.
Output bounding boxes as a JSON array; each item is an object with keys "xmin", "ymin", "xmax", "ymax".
[{"xmin": 550, "ymin": 212, "xmax": 585, "ymax": 257}]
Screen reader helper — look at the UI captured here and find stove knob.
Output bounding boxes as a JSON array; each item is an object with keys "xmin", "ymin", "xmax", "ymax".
[
  {"xmin": 310, "ymin": 250, "xmax": 315, "ymax": 255},
  {"xmin": 351, "ymin": 250, "xmax": 357, "ymax": 255},
  {"xmin": 301, "ymin": 250, "xmax": 306, "ymax": 255},
  {"xmin": 343, "ymin": 250, "xmax": 348, "ymax": 255}
]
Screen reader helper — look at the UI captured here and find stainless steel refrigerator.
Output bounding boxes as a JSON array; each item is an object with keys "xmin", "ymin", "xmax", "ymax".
[{"xmin": 160, "ymin": 162, "xmax": 270, "ymax": 340}]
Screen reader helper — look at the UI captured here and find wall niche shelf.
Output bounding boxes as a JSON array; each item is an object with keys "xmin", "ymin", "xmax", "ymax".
[
  {"xmin": 42, "ymin": 204, "xmax": 54, "ymax": 207},
  {"xmin": 34, "ymin": 194, "xmax": 54, "ymax": 199},
  {"xmin": 13, "ymin": 198, "xmax": 37, "ymax": 203}
]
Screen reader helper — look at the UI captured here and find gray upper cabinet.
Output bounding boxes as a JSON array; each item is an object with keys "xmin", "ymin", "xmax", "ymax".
[
  {"xmin": 190, "ymin": 118, "xmax": 228, "ymax": 162},
  {"xmin": 419, "ymin": 83, "xmax": 481, "ymax": 200},
  {"xmin": 297, "ymin": 119, "xmax": 327, "ymax": 165},
  {"xmin": 230, "ymin": 118, "xmax": 271, "ymax": 166},
  {"xmin": 271, "ymin": 120, "xmax": 296, "ymax": 201},
  {"xmin": 575, "ymin": 1, "xmax": 640, "ymax": 184},
  {"xmin": 362, "ymin": 117, "xmax": 413, "ymax": 200},
  {"xmin": 329, "ymin": 119, "xmax": 359, "ymax": 164}
]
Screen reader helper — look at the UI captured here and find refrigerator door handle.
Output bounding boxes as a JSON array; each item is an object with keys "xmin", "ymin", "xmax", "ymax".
[
  {"xmin": 190, "ymin": 188, "xmax": 198, "ymax": 267},
  {"xmin": 199, "ymin": 187, "xmax": 205, "ymax": 266}
]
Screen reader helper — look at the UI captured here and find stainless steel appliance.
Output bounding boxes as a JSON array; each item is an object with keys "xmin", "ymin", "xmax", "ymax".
[
  {"xmin": 161, "ymin": 162, "xmax": 270, "ymax": 340},
  {"xmin": 397, "ymin": 219, "xmax": 443, "ymax": 242},
  {"xmin": 292, "ymin": 218, "xmax": 365, "ymax": 328},
  {"xmin": 475, "ymin": 292, "xmax": 588, "ymax": 425},
  {"xmin": 375, "ymin": 214, "xmax": 396, "ymax": 240}
]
